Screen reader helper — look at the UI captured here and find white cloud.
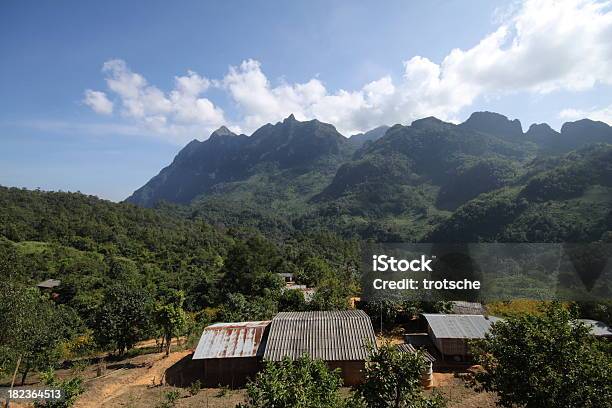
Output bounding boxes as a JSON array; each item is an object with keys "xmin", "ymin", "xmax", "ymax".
[
  {"xmin": 216, "ymin": 0, "xmax": 612, "ymax": 134},
  {"xmin": 85, "ymin": 0, "xmax": 612, "ymax": 140},
  {"xmin": 83, "ymin": 90, "xmax": 113, "ymax": 115},
  {"xmin": 93, "ymin": 59, "xmax": 226, "ymax": 143},
  {"xmin": 437, "ymin": 0, "xmax": 612, "ymax": 94},
  {"xmin": 559, "ymin": 104, "xmax": 612, "ymax": 124}
]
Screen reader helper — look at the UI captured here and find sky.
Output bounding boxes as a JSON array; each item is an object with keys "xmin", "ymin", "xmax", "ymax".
[{"xmin": 1, "ymin": 0, "xmax": 611, "ymax": 201}]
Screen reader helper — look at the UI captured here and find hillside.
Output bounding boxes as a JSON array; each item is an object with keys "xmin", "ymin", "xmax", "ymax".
[
  {"xmin": 0, "ymin": 185, "xmax": 360, "ymax": 314},
  {"xmin": 427, "ymin": 145, "xmax": 612, "ymax": 242},
  {"xmin": 127, "ymin": 115, "xmax": 354, "ymax": 209},
  {"xmin": 125, "ymin": 112, "xmax": 612, "ymax": 242}
]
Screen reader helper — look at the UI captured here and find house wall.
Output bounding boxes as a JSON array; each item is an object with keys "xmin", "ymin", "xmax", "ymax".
[
  {"xmin": 427, "ymin": 325, "xmax": 470, "ymax": 360},
  {"xmin": 326, "ymin": 361, "xmax": 365, "ymax": 386},
  {"xmin": 175, "ymin": 357, "xmax": 367, "ymax": 388},
  {"xmin": 438, "ymin": 339, "xmax": 469, "ymax": 360},
  {"xmin": 202, "ymin": 357, "xmax": 261, "ymax": 388}
]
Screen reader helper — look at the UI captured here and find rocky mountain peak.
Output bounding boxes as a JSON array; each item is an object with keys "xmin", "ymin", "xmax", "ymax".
[{"xmin": 461, "ymin": 111, "xmax": 523, "ymax": 139}]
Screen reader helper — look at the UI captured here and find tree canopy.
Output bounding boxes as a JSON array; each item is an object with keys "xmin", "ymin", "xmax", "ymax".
[
  {"xmin": 470, "ymin": 303, "xmax": 612, "ymax": 408},
  {"xmin": 238, "ymin": 355, "xmax": 346, "ymax": 408}
]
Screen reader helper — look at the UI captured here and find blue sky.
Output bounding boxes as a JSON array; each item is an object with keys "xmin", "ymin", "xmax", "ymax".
[{"xmin": 1, "ymin": 0, "xmax": 611, "ymax": 201}]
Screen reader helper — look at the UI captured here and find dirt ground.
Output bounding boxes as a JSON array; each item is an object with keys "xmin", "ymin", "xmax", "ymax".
[
  {"xmin": 74, "ymin": 352, "xmax": 495, "ymax": 408},
  {"xmin": 430, "ymin": 373, "xmax": 497, "ymax": 408},
  {"xmin": 74, "ymin": 350, "xmax": 191, "ymax": 407},
  {"xmin": 6, "ymin": 346, "xmax": 497, "ymax": 408}
]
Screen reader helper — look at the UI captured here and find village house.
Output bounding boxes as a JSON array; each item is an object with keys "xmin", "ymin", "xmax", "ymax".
[
  {"xmin": 191, "ymin": 321, "xmax": 270, "ymax": 387},
  {"xmin": 277, "ymin": 272, "xmax": 294, "ymax": 284},
  {"xmin": 420, "ymin": 314, "xmax": 502, "ymax": 361},
  {"xmin": 191, "ymin": 310, "xmax": 376, "ymax": 387},
  {"xmin": 281, "ymin": 283, "xmax": 316, "ymax": 302},
  {"xmin": 449, "ymin": 301, "xmax": 486, "ymax": 315},
  {"xmin": 263, "ymin": 310, "xmax": 376, "ymax": 386},
  {"xmin": 36, "ymin": 278, "xmax": 61, "ymax": 300}
]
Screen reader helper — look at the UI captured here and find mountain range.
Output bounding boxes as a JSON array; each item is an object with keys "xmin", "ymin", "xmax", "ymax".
[{"xmin": 126, "ymin": 112, "xmax": 612, "ymax": 242}]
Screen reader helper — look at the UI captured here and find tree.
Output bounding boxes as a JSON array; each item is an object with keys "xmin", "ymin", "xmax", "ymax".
[
  {"xmin": 296, "ymin": 256, "xmax": 333, "ymax": 287},
  {"xmin": 0, "ymin": 281, "xmax": 80, "ymax": 385},
  {"xmin": 0, "ymin": 238, "xmax": 25, "ymax": 280},
  {"xmin": 354, "ymin": 343, "xmax": 446, "ymax": 408},
  {"xmin": 93, "ymin": 284, "xmax": 153, "ymax": 355},
  {"xmin": 238, "ymin": 355, "xmax": 345, "ymax": 408},
  {"xmin": 470, "ymin": 303, "xmax": 612, "ymax": 408},
  {"xmin": 218, "ymin": 293, "xmax": 277, "ymax": 322},
  {"xmin": 221, "ymin": 237, "xmax": 283, "ymax": 298},
  {"xmin": 278, "ymin": 289, "xmax": 307, "ymax": 312},
  {"xmin": 361, "ymin": 300, "xmax": 400, "ymax": 333},
  {"xmin": 310, "ymin": 277, "xmax": 349, "ymax": 311},
  {"xmin": 154, "ymin": 290, "xmax": 187, "ymax": 356}
]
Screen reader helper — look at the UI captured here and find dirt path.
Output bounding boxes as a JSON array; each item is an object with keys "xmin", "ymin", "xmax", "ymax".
[{"xmin": 75, "ymin": 350, "xmax": 191, "ymax": 408}]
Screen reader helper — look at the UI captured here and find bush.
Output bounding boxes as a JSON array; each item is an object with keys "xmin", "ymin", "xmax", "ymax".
[
  {"xmin": 238, "ymin": 355, "xmax": 345, "ymax": 408},
  {"xmin": 33, "ymin": 369, "xmax": 84, "ymax": 408},
  {"xmin": 156, "ymin": 389, "xmax": 181, "ymax": 408},
  {"xmin": 188, "ymin": 379, "xmax": 201, "ymax": 396},
  {"xmin": 353, "ymin": 343, "xmax": 446, "ymax": 408}
]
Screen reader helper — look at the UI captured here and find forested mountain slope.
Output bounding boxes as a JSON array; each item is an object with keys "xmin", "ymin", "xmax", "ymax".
[
  {"xmin": 427, "ymin": 145, "xmax": 612, "ymax": 242},
  {"xmin": 126, "ymin": 112, "xmax": 612, "ymax": 242},
  {"xmin": 0, "ymin": 186, "xmax": 359, "ymax": 316},
  {"xmin": 127, "ymin": 115, "xmax": 353, "ymax": 208}
]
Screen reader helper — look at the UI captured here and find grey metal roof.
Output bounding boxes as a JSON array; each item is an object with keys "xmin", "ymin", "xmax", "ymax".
[
  {"xmin": 36, "ymin": 279, "xmax": 61, "ymax": 289},
  {"xmin": 263, "ymin": 310, "xmax": 376, "ymax": 361},
  {"xmin": 578, "ymin": 319, "xmax": 612, "ymax": 337},
  {"xmin": 450, "ymin": 301, "xmax": 485, "ymax": 315},
  {"xmin": 396, "ymin": 343, "xmax": 436, "ymax": 363},
  {"xmin": 193, "ymin": 321, "xmax": 271, "ymax": 360},
  {"xmin": 405, "ymin": 333, "xmax": 434, "ymax": 348},
  {"xmin": 422, "ymin": 314, "xmax": 501, "ymax": 339}
]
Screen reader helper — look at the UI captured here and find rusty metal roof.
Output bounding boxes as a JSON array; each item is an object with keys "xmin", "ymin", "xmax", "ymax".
[
  {"xmin": 193, "ymin": 321, "xmax": 271, "ymax": 360},
  {"xmin": 263, "ymin": 310, "xmax": 376, "ymax": 362}
]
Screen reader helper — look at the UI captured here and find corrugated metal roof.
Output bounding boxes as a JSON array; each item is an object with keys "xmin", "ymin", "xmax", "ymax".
[
  {"xmin": 37, "ymin": 279, "xmax": 61, "ymax": 289},
  {"xmin": 396, "ymin": 343, "xmax": 436, "ymax": 363},
  {"xmin": 422, "ymin": 314, "xmax": 501, "ymax": 339},
  {"xmin": 193, "ymin": 321, "xmax": 271, "ymax": 360},
  {"xmin": 450, "ymin": 301, "xmax": 485, "ymax": 315},
  {"xmin": 578, "ymin": 319, "xmax": 612, "ymax": 337},
  {"xmin": 263, "ymin": 310, "xmax": 376, "ymax": 361}
]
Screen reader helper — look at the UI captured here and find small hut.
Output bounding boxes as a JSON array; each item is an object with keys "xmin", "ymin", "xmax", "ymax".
[
  {"xmin": 192, "ymin": 321, "xmax": 270, "ymax": 387},
  {"xmin": 578, "ymin": 319, "xmax": 612, "ymax": 338},
  {"xmin": 422, "ymin": 314, "xmax": 501, "ymax": 361},
  {"xmin": 36, "ymin": 278, "xmax": 61, "ymax": 290}
]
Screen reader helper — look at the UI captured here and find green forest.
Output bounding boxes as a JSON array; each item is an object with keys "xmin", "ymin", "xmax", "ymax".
[
  {"xmin": 1, "ymin": 112, "xmax": 611, "ymax": 405},
  {"xmin": 0, "ymin": 186, "xmax": 364, "ymax": 385}
]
